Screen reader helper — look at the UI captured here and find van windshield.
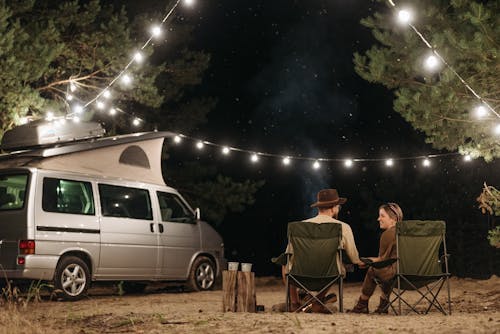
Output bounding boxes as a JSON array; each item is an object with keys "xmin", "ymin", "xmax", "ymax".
[{"xmin": 0, "ymin": 173, "xmax": 28, "ymax": 211}]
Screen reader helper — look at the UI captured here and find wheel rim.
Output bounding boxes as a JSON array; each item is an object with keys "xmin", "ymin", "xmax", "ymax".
[
  {"xmin": 196, "ymin": 262, "xmax": 214, "ymax": 290},
  {"xmin": 61, "ymin": 263, "xmax": 86, "ymax": 296}
]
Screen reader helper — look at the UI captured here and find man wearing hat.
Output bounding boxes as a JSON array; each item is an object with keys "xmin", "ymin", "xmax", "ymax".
[{"xmin": 284, "ymin": 188, "xmax": 362, "ymax": 312}]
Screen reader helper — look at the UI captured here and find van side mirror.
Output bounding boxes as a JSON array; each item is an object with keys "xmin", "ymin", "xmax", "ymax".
[{"xmin": 194, "ymin": 207, "xmax": 200, "ymax": 220}]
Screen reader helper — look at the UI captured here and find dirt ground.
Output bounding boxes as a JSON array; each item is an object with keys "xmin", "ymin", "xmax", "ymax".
[{"xmin": 0, "ymin": 276, "xmax": 499, "ymax": 334}]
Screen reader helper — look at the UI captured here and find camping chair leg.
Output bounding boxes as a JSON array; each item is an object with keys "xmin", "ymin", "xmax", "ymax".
[
  {"xmin": 285, "ymin": 275, "xmax": 290, "ymax": 312},
  {"xmin": 397, "ymin": 275, "xmax": 402, "ymax": 315},
  {"xmin": 339, "ymin": 276, "xmax": 343, "ymax": 313},
  {"xmin": 288, "ymin": 276, "xmax": 339, "ymax": 314},
  {"xmin": 446, "ymin": 275, "xmax": 451, "ymax": 315}
]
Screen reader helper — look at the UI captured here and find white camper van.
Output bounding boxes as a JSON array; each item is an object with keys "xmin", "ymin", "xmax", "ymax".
[{"xmin": 0, "ymin": 121, "xmax": 225, "ymax": 300}]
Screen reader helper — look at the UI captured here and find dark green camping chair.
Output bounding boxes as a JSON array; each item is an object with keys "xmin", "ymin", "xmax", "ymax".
[
  {"xmin": 375, "ymin": 220, "xmax": 451, "ymax": 315},
  {"xmin": 284, "ymin": 221, "xmax": 343, "ymax": 313}
]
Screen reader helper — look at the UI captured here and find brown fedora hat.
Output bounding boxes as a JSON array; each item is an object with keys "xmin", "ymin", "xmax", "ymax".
[{"xmin": 310, "ymin": 189, "xmax": 347, "ymax": 208}]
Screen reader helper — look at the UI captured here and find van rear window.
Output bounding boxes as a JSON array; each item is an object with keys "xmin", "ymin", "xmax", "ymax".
[
  {"xmin": 99, "ymin": 184, "xmax": 152, "ymax": 220},
  {"xmin": 0, "ymin": 173, "xmax": 28, "ymax": 210},
  {"xmin": 42, "ymin": 178, "xmax": 95, "ymax": 215}
]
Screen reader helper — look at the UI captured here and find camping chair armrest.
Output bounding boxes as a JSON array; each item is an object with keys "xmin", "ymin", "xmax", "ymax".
[
  {"xmin": 271, "ymin": 252, "xmax": 290, "ymax": 266},
  {"xmin": 360, "ymin": 257, "xmax": 397, "ymax": 269}
]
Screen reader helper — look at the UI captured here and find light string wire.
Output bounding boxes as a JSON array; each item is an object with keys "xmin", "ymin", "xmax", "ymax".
[
  {"xmin": 47, "ymin": 0, "xmax": 492, "ymax": 166},
  {"xmin": 387, "ymin": 0, "xmax": 500, "ymax": 119},
  {"xmin": 173, "ymin": 133, "xmax": 463, "ymax": 164}
]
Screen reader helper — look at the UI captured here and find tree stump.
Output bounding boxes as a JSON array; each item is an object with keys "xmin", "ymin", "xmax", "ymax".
[
  {"xmin": 222, "ymin": 270, "xmax": 238, "ymax": 312},
  {"xmin": 222, "ymin": 270, "xmax": 256, "ymax": 312},
  {"xmin": 237, "ymin": 271, "xmax": 256, "ymax": 312}
]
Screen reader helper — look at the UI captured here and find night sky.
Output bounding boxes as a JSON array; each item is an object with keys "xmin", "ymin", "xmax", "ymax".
[{"xmin": 126, "ymin": 0, "xmax": 499, "ymax": 278}]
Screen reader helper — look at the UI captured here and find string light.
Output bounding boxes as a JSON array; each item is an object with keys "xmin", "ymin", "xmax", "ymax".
[
  {"xmin": 312, "ymin": 160, "xmax": 321, "ymax": 169},
  {"xmin": 45, "ymin": 111, "xmax": 54, "ymax": 121},
  {"xmin": 385, "ymin": 159, "xmax": 394, "ymax": 167},
  {"xmin": 344, "ymin": 159, "xmax": 354, "ymax": 168},
  {"xmin": 475, "ymin": 105, "xmax": 488, "ymax": 118},
  {"xmin": 424, "ymin": 55, "xmax": 440, "ymax": 71},
  {"xmin": 121, "ymin": 74, "xmax": 132, "ymax": 85},
  {"xmin": 222, "ymin": 146, "xmax": 230, "ymax": 155},
  {"xmin": 134, "ymin": 52, "xmax": 144, "ymax": 63},
  {"xmin": 282, "ymin": 157, "xmax": 291, "ymax": 165},
  {"xmin": 464, "ymin": 155, "xmax": 472, "ymax": 162},
  {"xmin": 422, "ymin": 158, "xmax": 431, "ymax": 167},
  {"xmin": 494, "ymin": 124, "xmax": 500, "ymax": 135},
  {"xmin": 397, "ymin": 9, "xmax": 412, "ymax": 24},
  {"xmin": 109, "ymin": 108, "xmax": 117, "ymax": 116},
  {"xmin": 251, "ymin": 153, "xmax": 259, "ymax": 163},
  {"xmin": 151, "ymin": 26, "xmax": 162, "ymax": 38},
  {"xmin": 132, "ymin": 118, "xmax": 141, "ymax": 126},
  {"xmin": 174, "ymin": 135, "xmax": 182, "ymax": 143},
  {"xmin": 196, "ymin": 141, "xmax": 204, "ymax": 150}
]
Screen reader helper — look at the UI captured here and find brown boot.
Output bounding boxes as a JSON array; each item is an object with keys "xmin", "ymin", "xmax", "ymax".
[
  {"xmin": 374, "ymin": 297, "xmax": 389, "ymax": 314},
  {"xmin": 347, "ymin": 297, "xmax": 369, "ymax": 314}
]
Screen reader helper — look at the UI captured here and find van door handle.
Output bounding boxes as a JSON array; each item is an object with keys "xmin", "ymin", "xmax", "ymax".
[
  {"xmin": 159, "ymin": 223, "xmax": 164, "ymax": 233},
  {"xmin": 150, "ymin": 223, "xmax": 154, "ymax": 233}
]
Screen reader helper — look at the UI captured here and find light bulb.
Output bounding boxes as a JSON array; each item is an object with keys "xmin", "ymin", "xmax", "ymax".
[
  {"xmin": 134, "ymin": 52, "xmax": 144, "ymax": 63},
  {"xmin": 282, "ymin": 157, "xmax": 290, "ymax": 165},
  {"xmin": 132, "ymin": 118, "xmax": 141, "ymax": 126},
  {"xmin": 422, "ymin": 159, "xmax": 431, "ymax": 167},
  {"xmin": 222, "ymin": 146, "xmax": 230, "ymax": 155},
  {"xmin": 196, "ymin": 141, "xmax": 204, "ymax": 149},
  {"xmin": 424, "ymin": 55, "xmax": 439, "ymax": 71},
  {"xmin": 313, "ymin": 160, "xmax": 321, "ymax": 169},
  {"xmin": 102, "ymin": 90, "xmax": 111, "ymax": 99},
  {"xmin": 385, "ymin": 159, "xmax": 394, "ymax": 167},
  {"xmin": 251, "ymin": 154, "xmax": 259, "ymax": 163},
  {"xmin": 151, "ymin": 26, "xmax": 162, "ymax": 37},
  {"xmin": 397, "ymin": 9, "xmax": 413, "ymax": 24},
  {"xmin": 475, "ymin": 105, "xmax": 488, "ymax": 118},
  {"xmin": 174, "ymin": 135, "xmax": 182, "ymax": 143},
  {"xmin": 344, "ymin": 159, "xmax": 353, "ymax": 168}
]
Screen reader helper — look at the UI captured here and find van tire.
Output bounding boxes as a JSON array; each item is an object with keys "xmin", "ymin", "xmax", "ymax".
[
  {"xmin": 186, "ymin": 256, "xmax": 215, "ymax": 291},
  {"xmin": 54, "ymin": 256, "xmax": 90, "ymax": 301}
]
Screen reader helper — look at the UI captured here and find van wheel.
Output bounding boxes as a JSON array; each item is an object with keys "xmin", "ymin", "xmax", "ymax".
[
  {"xmin": 186, "ymin": 256, "xmax": 215, "ymax": 291},
  {"xmin": 54, "ymin": 256, "xmax": 90, "ymax": 301}
]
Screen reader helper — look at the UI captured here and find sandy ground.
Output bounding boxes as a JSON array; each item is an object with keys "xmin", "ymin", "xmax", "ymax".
[{"xmin": 0, "ymin": 276, "xmax": 499, "ymax": 334}]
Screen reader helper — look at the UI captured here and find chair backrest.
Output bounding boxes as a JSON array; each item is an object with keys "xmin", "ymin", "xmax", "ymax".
[
  {"xmin": 288, "ymin": 221, "xmax": 342, "ymax": 278},
  {"xmin": 397, "ymin": 220, "xmax": 446, "ymax": 276}
]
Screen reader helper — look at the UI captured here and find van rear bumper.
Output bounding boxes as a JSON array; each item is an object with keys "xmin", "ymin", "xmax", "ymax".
[{"xmin": 2, "ymin": 255, "xmax": 59, "ymax": 280}]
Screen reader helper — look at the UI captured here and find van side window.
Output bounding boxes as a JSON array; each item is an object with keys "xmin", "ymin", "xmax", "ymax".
[
  {"xmin": 0, "ymin": 173, "xmax": 29, "ymax": 210},
  {"xmin": 99, "ymin": 184, "xmax": 152, "ymax": 220},
  {"xmin": 42, "ymin": 178, "xmax": 95, "ymax": 215},
  {"xmin": 157, "ymin": 191, "xmax": 194, "ymax": 223}
]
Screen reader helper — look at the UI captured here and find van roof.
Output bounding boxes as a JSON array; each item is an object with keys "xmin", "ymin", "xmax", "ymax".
[{"xmin": 0, "ymin": 131, "xmax": 176, "ymax": 186}]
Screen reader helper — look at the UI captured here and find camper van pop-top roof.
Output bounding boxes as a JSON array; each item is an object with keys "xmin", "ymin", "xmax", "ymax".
[{"xmin": 0, "ymin": 121, "xmax": 176, "ymax": 186}]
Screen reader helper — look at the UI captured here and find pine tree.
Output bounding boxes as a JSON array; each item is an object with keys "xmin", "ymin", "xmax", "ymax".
[
  {"xmin": 354, "ymin": 0, "xmax": 499, "ymax": 161},
  {"xmin": 0, "ymin": 0, "xmax": 263, "ymax": 223}
]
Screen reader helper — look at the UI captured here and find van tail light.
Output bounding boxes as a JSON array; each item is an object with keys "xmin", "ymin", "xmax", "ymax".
[{"xmin": 19, "ymin": 240, "xmax": 35, "ymax": 255}]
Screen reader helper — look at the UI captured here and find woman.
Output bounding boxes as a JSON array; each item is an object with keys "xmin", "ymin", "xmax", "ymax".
[{"xmin": 349, "ymin": 202, "xmax": 403, "ymax": 314}]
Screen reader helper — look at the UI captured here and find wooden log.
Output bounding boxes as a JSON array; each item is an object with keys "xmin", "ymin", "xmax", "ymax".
[
  {"xmin": 222, "ymin": 270, "xmax": 238, "ymax": 312},
  {"xmin": 236, "ymin": 271, "xmax": 256, "ymax": 312}
]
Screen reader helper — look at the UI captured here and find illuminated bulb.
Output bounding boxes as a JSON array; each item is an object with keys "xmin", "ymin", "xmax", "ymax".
[
  {"xmin": 19, "ymin": 117, "xmax": 29, "ymax": 125},
  {"xmin": 222, "ymin": 146, "xmax": 230, "ymax": 155},
  {"xmin": 46, "ymin": 111, "xmax": 54, "ymax": 121},
  {"xmin": 251, "ymin": 154, "xmax": 259, "ymax": 163},
  {"xmin": 96, "ymin": 101, "xmax": 105, "ymax": 110},
  {"xmin": 121, "ymin": 74, "xmax": 132, "ymax": 85},
  {"xmin": 282, "ymin": 157, "xmax": 290, "ymax": 165},
  {"xmin": 132, "ymin": 118, "xmax": 141, "ymax": 126},
  {"xmin": 463, "ymin": 155, "xmax": 472, "ymax": 162},
  {"xmin": 134, "ymin": 52, "xmax": 144, "ymax": 63},
  {"xmin": 475, "ymin": 105, "xmax": 488, "ymax": 118},
  {"xmin": 424, "ymin": 55, "xmax": 439, "ymax": 71},
  {"xmin": 313, "ymin": 160, "xmax": 321, "ymax": 169},
  {"xmin": 70, "ymin": 81, "xmax": 77, "ymax": 92},
  {"xmin": 174, "ymin": 135, "xmax": 182, "ymax": 143},
  {"xmin": 495, "ymin": 124, "xmax": 500, "ymax": 135},
  {"xmin": 59, "ymin": 118, "xmax": 66, "ymax": 125},
  {"xmin": 66, "ymin": 94, "xmax": 73, "ymax": 101},
  {"xmin": 184, "ymin": 0, "xmax": 195, "ymax": 6},
  {"xmin": 397, "ymin": 9, "xmax": 412, "ymax": 24},
  {"xmin": 102, "ymin": 90, "xmax": 111, "ymax": 99},
  {"xmin": 73, "ymin": 104, "xmax": 83, "ymax": 114},
  {"xmin": 422, "ymin": 159, "xmax": 431, "ymax": 167},
  {"xmin": 151, "ymin": 26, "xmax": 162, "ymax": 37},
  {"xmin": 109, "ymin": 108, "xmax": 117, "ymax": 115},
  {"xmin": 73, "ymin": 116, "xmax": 80, "ymax": 123},
  {"xmin": 196, "ymin": 141, "xmax": 204, "ymax": 149},
  {"xmin": 344, "ymin": 159, "xmax": 353, "ymax": 168},
  {"xmin": 385, "ymin": 159, "xmax": 394, "ymax": 167}
]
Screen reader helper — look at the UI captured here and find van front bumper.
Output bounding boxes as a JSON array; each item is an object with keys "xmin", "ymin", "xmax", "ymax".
[{"xmin": 3, "ymin": 255, "xmax": 59, "ymax": 280}]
